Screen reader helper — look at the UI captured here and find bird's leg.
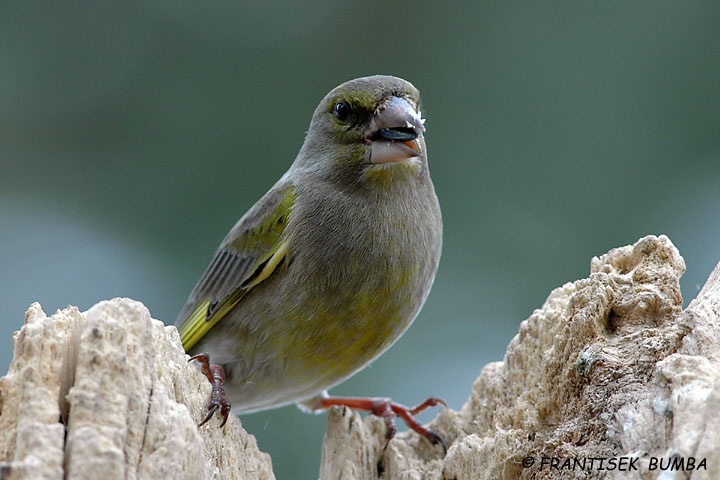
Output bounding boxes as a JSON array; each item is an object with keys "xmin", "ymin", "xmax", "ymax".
[
  {"xmin": 189, "ymin": 353, "xmax": 231, "ymax": 427},
  {"xmin": 314, "ymin": 395, "xmax": 447, "ymax": 452}
]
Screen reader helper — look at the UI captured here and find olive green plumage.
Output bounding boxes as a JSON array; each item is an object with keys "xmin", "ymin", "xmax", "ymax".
[{"xmin": 176, "ymin": 75, "xmax": 442, "ymax": 413}]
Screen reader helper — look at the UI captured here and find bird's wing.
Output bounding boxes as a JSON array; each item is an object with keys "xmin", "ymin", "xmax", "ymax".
[{"xmin": 176, "ymin": 182, "xmax": 297, "ymax": 351}]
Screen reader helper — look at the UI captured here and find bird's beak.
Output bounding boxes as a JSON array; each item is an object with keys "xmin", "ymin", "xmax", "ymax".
[{"xmin": 367, "ymin": 96, "xmax": 425, "ymax": 164}]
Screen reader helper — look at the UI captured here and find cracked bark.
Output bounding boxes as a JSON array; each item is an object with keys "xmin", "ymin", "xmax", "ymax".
[
  {"xmin": 319, "ymin": 235, "xmax": 720, "ymax": 479},
  {"xmin": 0, "ymin": 299, "xmax": 274, "ymax": 480}
]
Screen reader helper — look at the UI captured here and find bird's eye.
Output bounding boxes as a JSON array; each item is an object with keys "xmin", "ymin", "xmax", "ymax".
[{"xmin": 334, "ymin": 102, "xmax": 350, "ymax": 122}]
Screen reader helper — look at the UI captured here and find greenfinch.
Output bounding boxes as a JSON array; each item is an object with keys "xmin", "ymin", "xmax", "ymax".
[{"xmin": 176, "ymin": 75, "xmax": 444, "ymax": 447}]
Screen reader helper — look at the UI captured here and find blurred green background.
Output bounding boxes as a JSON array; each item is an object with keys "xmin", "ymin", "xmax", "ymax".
[{"xmin": 2, "ymin": 1, "xmax": 719, "ymax": 478}]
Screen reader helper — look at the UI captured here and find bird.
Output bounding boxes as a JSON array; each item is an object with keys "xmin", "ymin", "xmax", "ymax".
[{"xmin": 176, "ymin": 75, "xmax": 444, "ymax": 449}]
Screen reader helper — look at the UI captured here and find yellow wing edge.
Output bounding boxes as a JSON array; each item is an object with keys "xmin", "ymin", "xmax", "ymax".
[{"xmin": 179, "ymin": 239, "xmax": 289, "ymax": 351}]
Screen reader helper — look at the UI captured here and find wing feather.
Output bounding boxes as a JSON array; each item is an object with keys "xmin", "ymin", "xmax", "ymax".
[{"xmin": 176, "ymin": 181, "xmax": 296, "ymax": 351}]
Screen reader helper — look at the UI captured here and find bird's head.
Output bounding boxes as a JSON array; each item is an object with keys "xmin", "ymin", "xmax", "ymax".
[{"xmin": 296, "ymin": 75, "xmax": 427, "ymax": 183}]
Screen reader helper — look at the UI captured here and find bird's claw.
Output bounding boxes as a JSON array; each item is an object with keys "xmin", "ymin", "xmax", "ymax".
[
  {"xmin": 189, "ymin": 353, "xmax": 231, "ymax": 427},
  {"xmin": 317, "ymin": 395, "xmax": 447, "ymax": 454}
]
